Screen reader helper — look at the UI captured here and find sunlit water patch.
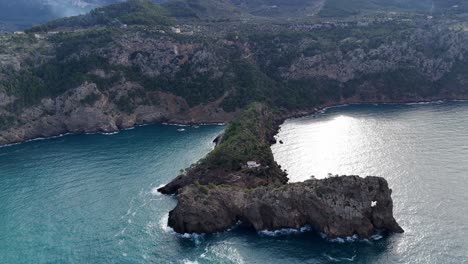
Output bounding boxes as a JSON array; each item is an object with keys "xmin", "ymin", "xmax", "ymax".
[{"xmin": 273, "ymin": 102, "xmax": 468, "ymax": 263}]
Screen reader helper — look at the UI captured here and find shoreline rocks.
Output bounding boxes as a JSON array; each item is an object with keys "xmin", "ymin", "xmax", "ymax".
[{"xmin": 168, "ymin": 175, "xmax": 404, "ymax": 238}]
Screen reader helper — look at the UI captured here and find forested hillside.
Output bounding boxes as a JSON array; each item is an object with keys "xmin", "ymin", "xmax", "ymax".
[{"xmin": 0, "ymin": 0, "xmax": 467, "ymax": 144}]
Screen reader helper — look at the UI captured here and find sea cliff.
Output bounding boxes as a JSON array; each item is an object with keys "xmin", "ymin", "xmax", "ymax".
[{"xmin": 159, "ymin": 103, "xmax": 404, "ymax": 238}]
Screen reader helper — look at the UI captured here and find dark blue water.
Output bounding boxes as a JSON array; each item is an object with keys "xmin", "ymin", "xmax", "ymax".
[{"xmin": 1, "ymin": 102, "xmax": 468, "ymax": 263}]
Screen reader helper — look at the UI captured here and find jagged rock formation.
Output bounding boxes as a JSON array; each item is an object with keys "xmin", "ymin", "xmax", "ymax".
[
  {"xmin": 168, "ymin": 176, "xmax": 403, "ymax": 237},
  {"xmin": 159, "ymin": 104, "xmax": 403, "ymax": 238}
]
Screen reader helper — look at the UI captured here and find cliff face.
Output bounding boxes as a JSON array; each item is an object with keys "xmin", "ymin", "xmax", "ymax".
[
  {"xmin": 0, "ymin": 82, "xmax": 234, "ymax": 145},
  {"xmin": 169, "ymin": 176, "xmax": 403, "ymax": 237},
  {"xmin": 283, "ymin": 28, "xmax": 466, "ymax": 82}
]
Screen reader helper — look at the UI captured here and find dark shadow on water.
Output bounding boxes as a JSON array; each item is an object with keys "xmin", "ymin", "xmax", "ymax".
[{"xmin": 172, "ymin": 226, "xmax": 396, "ymax": 263}]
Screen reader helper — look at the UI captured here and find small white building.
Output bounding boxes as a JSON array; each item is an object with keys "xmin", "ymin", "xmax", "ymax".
[
  {"xmin": 247, "ymin": 161, "xmax": 260, "ymax": 169},
  {"xmin": 171, "ymin": 27, "xmax": 181, "ymax": 34}
]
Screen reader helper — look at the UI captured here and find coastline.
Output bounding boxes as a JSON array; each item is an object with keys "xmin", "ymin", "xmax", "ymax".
[
  {"xmin": 0, "ymin": 120, "xmax": 227, "ymax": 148},
  {"xmin": 1, "ymin": 97, "xmax": 468, "ymax": 148},
  {"xmin": 278, "ymin": 97, "xmax": 468, "ymax": 124}
]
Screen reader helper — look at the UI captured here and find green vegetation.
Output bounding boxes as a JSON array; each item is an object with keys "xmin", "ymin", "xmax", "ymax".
[
  {"xmin": 1, "ymin": 55, "xmax": 109, "ymax": 107},
  {"xmin": 319, "ymin": 0, "xmax": 435, "ymax": 17},
  {"xmin": 194, "ymin": 180, "xmax": 210, "ymax": 195},
  {"xmin": 163, "ymin": 0, "xmax": 242, "ymax": 19},
  {"xmin": 202, "ymin": 103, "xmax": 277, "ymax": 170},
  {"xmin": 0, "ymin": 0, "xmax": 466, "ymax": 125}
]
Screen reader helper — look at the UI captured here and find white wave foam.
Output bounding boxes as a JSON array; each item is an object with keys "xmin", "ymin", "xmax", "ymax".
[
  {"xmin": 157, "ymin": 213, "xmax": 205, "ymax": 244},
  {"xmin": 159, "ymin": 213, "xmax": 174, "ymax": 233},
  {"xmin": 320, "ymin": 232, "xmax": 385, "ymax": 243},
  {"xmin": 258, "ymin": 225, "xmax": 311, "ymax": 237},
  {"xmin": 320, "ymin": 233, "xmax": 356, "ymax": 243},
  {"xmin": 182, "ymin": 260, "xmax": 199, "ymax": 264},
  {"xmin": 101, "ymin": 131, "xmax": 119, "ymax": 135},
  {"xmin": 114, "ymin": 227, "xmax": 127, "ymax": 237},
  {"xmin": 0, "ymin": 132, "xmax": 74, "ymax": 148},
  {"xmin": 323, "ymin": 253, "xmax": 356, "ymax": 262},
  {"xmin": 323, "ymin": 254, "xmax": 341, "ymax": 262},
  {"xmin": 162, "ymin": 122, "xmax": 190, "ymax": 127},
  {"xmin": 150, "ymin": 184, "xmax": 165, "ymax": 196},
  {"xmin": 199, "ymin": 122, "xmax": 226, "ymax": 126},
  {"xmin": 406, "ymin": 100, "xmax": 444, "ymax": 105},
  {"xmin": 0, "ymin": 142, "xmax": 20, "ymax": 148},
  {"xmin": 0, "ymin": 120, "xmax": 228, "ymax": 148},
  {"xmin": 199, "ymin": 243, "xmax": 245, "ymax": 264},
  {"xmin": 342, "ymin": 255, "xmax": 357, "ymax": 261}
]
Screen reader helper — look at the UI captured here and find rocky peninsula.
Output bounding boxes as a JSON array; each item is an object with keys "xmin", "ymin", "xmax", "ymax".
[{"xmin": 159, "ymin": 103, "xmax": 404, "ymax": 238}]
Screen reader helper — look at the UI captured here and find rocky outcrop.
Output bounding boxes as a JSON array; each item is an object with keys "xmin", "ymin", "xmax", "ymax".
[
  {"xmin": 168, "ymin": 176, "xmax": 404, "ymax": 238},
  {"xmin": 160, "ymin": 104, "xmax": 403, "ymax": 239}
]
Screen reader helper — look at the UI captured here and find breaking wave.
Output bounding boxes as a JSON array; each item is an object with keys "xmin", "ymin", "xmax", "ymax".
[{"xmin": 258, "ymin": 225, "xmax": 312, "ymax": 236}]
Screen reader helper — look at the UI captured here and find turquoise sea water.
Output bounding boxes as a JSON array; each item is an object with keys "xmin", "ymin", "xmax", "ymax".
[{"xmin": 1, "ymin": 102, "xmax": 468, "ymax": 263}]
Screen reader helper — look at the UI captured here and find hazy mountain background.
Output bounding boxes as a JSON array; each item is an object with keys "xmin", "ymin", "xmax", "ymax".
[
  {"xmin": 0, "ymin": 0, "xmax": 169, "ymax": 31},
  {"xmin": 0, "ymin": 0, "xmax": 117, "ymax": 31},
  {"xmin": 1, "ymin": 0, "xmax": 466, "ymax": 31}
]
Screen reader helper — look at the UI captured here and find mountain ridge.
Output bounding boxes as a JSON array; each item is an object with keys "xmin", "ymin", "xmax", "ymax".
[{"xmin": 2, "ymin": 0, "xmax": 468, "ymax": 31}]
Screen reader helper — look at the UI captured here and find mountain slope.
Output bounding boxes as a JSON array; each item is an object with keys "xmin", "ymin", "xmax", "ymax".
[
  {"xmin": 3, "ymin": 0, "xmax": 467, "ymax": 31},
  {"xmin": 320, "ymin": 0, "xmax": 468, "ymax": 17},
  {"xmin": 0, "ymin": 0, "xmax": 467, "ymax": 144}
]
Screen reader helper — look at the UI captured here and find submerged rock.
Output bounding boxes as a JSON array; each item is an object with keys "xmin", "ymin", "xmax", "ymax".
[{"xmin": 168, "ymin": 176, "xmax": 403, "ymax": 238}]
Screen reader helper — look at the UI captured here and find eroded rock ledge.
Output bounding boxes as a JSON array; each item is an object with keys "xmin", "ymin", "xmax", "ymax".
[
  {"xmin": 159, "ymin": 103, "xmax": 403, "ymax": 238},
  {"xmin": 169, "ymin": 176, "xmax": 403, "ymax": 237}
]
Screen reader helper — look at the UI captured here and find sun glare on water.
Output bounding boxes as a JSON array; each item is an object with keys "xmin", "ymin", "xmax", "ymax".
[{"xmin": 273, "ymin": 114, "xmax": 371, "ymax": 182}]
